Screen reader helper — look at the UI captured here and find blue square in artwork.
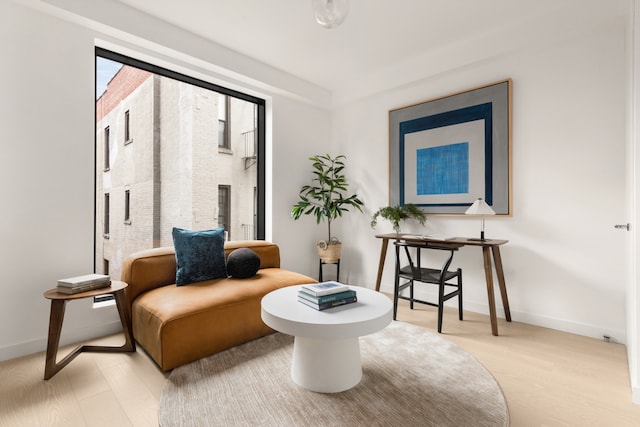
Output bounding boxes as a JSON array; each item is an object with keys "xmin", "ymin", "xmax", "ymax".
[{"xmin": 417, "ymin": 143, "xmax": 469, "ymax": 195}]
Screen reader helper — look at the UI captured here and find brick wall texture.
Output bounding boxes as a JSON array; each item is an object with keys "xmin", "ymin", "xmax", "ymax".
[{"xmin": 95, "ymin": 66, "xmax": 257, "ymax": 280}]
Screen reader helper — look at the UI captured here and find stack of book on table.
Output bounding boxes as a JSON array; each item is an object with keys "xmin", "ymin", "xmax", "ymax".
[
  {"xmin": 56, "ymin": 274, "xmax": 111, "ymax": 294},
  {"xmin": 298, "ymin": 281, "xmax": 357, "ymax": 311}
]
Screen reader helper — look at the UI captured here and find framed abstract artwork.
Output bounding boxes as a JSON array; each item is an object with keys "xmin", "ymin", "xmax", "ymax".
[{"xmin": 389, "ymin": 79, "xmax": 512, "ymax": 215}]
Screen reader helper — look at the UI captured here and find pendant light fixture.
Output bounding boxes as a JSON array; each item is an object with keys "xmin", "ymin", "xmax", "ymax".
[{"xmin": 312, "ymin": 0, "xmax": 349, "ymax": 29}]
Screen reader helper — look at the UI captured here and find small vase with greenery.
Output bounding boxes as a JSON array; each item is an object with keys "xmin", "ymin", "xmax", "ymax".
[
  {"xmin": 370, "ymin": 204, "xmax": 426, "ymax": 236},
  {"xmin": 291, "ymin": 154, "xmax": 364, "ymax": 262}
]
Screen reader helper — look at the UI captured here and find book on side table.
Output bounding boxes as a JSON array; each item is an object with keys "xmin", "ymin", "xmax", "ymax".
[
  {"xmin": 298, "ymin": 281, "xmax": 357, "ymax": 311},
  {"xmin": 300, "ymin": 281, "xmax": 349, "ymax": 296},
  {"xmin": 56, "ymin": 274, "xmax": 111, "ymax": 294}
]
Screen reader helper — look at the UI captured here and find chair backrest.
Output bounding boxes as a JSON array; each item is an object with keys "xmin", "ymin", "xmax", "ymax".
[{"xmin": 394, "ymin": 241, "xmax": 463, "ymax": 282}]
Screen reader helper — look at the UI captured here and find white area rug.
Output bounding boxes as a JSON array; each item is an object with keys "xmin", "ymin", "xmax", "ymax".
[{"xmin": 159, "ymin": 321, "xmax": 509, "ymax": 426}]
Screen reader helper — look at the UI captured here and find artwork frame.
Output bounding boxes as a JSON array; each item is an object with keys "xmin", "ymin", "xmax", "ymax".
[{"xmin": 389, "ymin": 79, "xmax": 512, "ymax": 215}]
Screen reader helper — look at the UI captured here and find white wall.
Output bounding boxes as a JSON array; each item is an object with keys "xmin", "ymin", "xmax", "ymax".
[
  {"xmin": 1, "ymin": 3, "xmax": 635, "ymax": 401},
  {"xmin": 1, "ymin": 1, "xmax": 103, "ymax": 360},
  {"xmin": 0, "ymin": 1, "xmax": 329, "ymax": 360},
  {"xmin": 335, "ymin": 14, "xmax": 630, "ymax": 344},
  {"xmin": 630, "ymin": 0, "xmax": 640, "ymax": 405},
  {"xmin": 270, "ymin": 95, "xmax": 332, "ymax": 275}
]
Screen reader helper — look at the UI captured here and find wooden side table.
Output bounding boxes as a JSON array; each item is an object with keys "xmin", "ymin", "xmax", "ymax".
[{"xmin": 43, "ymin": 280, "xmax": 136, "ymax": 380}]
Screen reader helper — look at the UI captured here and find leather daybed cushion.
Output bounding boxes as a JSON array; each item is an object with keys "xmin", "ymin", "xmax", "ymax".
[{"xmin": 122, "ymin": 241, "xmax": 315, "ymax": 371}]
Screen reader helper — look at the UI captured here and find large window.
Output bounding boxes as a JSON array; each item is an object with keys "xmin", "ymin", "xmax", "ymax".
[
  {"xmin": 218, "ymin": 94, "xmax": 230, "ymax": 149},
  {"xmin": 124, "ymin": 189, "xmax": 131, "ymax": 224},
  {"xmin": 124, "ymin": 110, "xmax": 131, "ymax": 143},
  {"xmin": 103, "ymin": 126, "xmax": 110, "ymax": 170},
  {"xmin": 103, "ymin": 193, "xmax": 110, "ymax": 237},
  {"xmin": 218, "ymin": 185, "xmax": 231, "ymax": 239},
  {"xmin": 95, "ymin": 48, "xmax": 266, "ymax": 280}
]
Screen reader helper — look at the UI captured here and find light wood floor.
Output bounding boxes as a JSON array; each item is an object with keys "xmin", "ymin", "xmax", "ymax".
[{"xmin": 1, "ymin": 298, "xmax": 639, "ymax": 426}]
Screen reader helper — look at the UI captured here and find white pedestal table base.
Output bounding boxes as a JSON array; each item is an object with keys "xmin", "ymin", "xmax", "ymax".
[
  {"xmin": 261, "ymin": 285, "xmax": 392, "ymax": 394},
  {"xmin": 291, "ymin": 336, "xmax": 362, "ymax": 393}
]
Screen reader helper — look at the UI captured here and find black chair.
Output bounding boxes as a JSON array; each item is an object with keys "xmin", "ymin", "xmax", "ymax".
[{"xmin": 393, "ymin": 240, "xmax": 463, "ymax": 333}]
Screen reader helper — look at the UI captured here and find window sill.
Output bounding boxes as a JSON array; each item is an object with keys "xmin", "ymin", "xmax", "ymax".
[{"xmin": 92, "ymin": 298, "xmax": 116, "ymax": 309}]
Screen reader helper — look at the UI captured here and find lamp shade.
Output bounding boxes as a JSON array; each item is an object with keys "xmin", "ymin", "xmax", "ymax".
[
  {"xmin": 465, "ymin": 198, "xmax": 496, "ymax": 215},
  {"xmin": 312, "ymin": 0, "xmax": 349, "ymax": 29}
]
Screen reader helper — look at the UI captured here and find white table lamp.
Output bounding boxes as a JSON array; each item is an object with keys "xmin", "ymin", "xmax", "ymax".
[{"xmin": 465, "ymin": 198, "xmax": 496, "ymax": 241}]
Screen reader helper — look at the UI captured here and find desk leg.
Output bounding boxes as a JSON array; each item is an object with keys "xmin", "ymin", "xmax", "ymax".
[
  {"xmin": 375, "ymin": 238, "xmax": 389, "ymax": 292},
  {"xmin": 482, "ymin": 247, "xmax": 499, "ymax": 336},
  {"xmin": 492, "ymin": 246, "xmax": 512, "ymax": 322}
]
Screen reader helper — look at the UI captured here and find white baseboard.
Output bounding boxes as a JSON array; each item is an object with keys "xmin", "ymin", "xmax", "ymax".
[
  {"xmin": 633, "ymin": 385, "xmax": 640, "ymax": 405},
  {"xmin": 462, "ymin": 300, "xmax": 627, "ymax": 344},
  {"xmin": 0, "ymin": 321, "xmax": 124, "ymax": 362},
  {"xmin": 384, "ymin": 283, "xmax": 627, "ymax": 344}
]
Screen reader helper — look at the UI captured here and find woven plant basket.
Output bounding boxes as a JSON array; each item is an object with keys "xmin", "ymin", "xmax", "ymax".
[{"xmin": 317, "ymin": 238, "xmax": 342, "ymax": 263}]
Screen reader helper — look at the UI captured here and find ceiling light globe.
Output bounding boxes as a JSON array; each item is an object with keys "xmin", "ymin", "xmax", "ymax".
[{"xmin": 312, "ymin": 0, "xmax": 349, "ymax": 29}]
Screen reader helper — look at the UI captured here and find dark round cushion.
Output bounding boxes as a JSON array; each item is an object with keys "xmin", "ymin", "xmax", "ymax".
[{"xmin": 226, "ymin": 248, "xmax": 261, "ymax": 279}]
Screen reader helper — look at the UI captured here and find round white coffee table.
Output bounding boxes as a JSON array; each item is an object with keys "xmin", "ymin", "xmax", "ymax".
[{"xmin": 261, "ymin": 285, "xmax": 392, "ymax": 393}]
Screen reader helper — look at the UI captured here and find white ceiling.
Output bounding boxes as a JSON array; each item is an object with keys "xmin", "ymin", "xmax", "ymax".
[{"xmin": 116, "ymin": 0, "xmax": 621, "ymax": 98}]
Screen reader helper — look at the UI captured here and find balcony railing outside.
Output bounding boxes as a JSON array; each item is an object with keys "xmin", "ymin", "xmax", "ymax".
[{"xmin": 243, "ymin": 129, "xmax": 257, "ymax": 169}]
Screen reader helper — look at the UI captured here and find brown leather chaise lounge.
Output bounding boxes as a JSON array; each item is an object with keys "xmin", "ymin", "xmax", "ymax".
[{"xmin": 121, "ymin": 240, "xmax": 316, "ymax": 371}]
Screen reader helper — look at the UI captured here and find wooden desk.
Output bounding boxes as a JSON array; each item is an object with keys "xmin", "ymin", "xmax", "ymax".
[
  {"xmin": 43, "ymin": 281, "xmax": 136, "ymax": 380},
  {"xmin": 375, "ymin": 233, "xmax": 511, "ymax": 336}
]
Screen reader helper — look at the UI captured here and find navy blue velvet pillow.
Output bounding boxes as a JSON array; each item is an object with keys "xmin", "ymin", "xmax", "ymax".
[
  {"xmin": 172, "ymin": 227, "xmax": 227, "ymax": 286},
  {"xmin": 226, "ymin": 248, "xmax": 261, "ymax": 279}
]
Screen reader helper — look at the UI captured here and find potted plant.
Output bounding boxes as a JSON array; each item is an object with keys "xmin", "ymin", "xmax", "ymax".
[
  {"xmin": 370, "ymin": 204, "xmax": 426, "ymax": 236},
  {"xmin": 291, "ymin": 154, "xmax": 364, "ymax": 263}
]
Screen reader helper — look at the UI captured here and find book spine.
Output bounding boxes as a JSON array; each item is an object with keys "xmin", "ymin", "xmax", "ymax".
[
  {"xmin": 297, "ymin": 296, "xmax": 357, "ymax": 310},
  {"xmin": 298, "ymin": 290, "xmax": 357, "ymax": 304},
  {"xmin": 57, "ymin": 277, "xmax": 110, "ymax": 288},
  {"xmin": 297, "ymin": 297, "xmax": 319, "ymax": 310},
  {"xmin": 299, "ymin": 284, "xmax": 349, "ymax": 296},
  {"xmin": 56, "ymin": 281, "xmax": 111, "ymax": 294}
]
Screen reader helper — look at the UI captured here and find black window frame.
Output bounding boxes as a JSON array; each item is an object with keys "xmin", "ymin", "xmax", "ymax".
[{"xmin": 94, "ymin": 47, "xmax": 267, "ymax": 274}]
